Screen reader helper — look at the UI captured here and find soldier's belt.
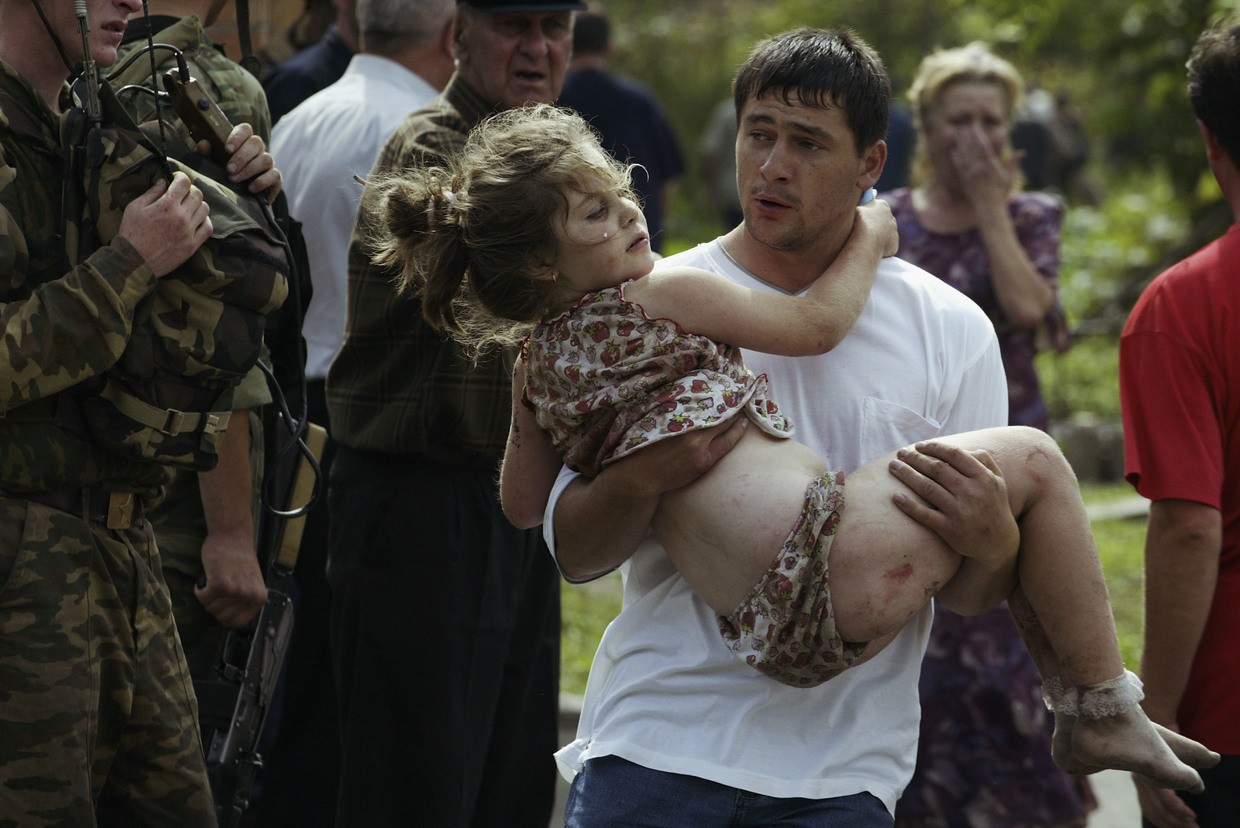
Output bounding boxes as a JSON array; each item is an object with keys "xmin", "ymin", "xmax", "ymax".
[{"xmin": 0, "ymin": 485, "xmax": 141, "ymax": 530}]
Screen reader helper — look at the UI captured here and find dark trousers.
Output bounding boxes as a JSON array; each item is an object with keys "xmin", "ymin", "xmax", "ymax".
[
  {"xmin": 1144, "ymin": 754, "xmax": 1240, "ymax": 828},
  {"xmin": 328, "ymin": 446, "xmax": 561, "ymax": 828}
]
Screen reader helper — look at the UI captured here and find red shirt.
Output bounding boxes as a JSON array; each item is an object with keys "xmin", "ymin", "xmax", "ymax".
[{"xmin": 1121, "ymin": 221, "xmax": 1240, "ymax": 751}]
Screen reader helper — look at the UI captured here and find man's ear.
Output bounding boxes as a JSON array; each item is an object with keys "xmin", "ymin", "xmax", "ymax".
[
  {"xmin": 452, "ymin": 11, "xmax": 469, "ymax": 62},
  {"xmin": 1198, "ymin": 118, "xmax": 1226, "ymax": 164},
  {"xmin": 859, "ymin": 139, "xmax": 887, "ymax": 189}
]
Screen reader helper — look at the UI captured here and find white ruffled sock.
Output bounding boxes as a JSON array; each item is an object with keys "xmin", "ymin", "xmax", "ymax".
[
  {"xmin": 1076, "ymin": 669, "xmax": 1145, "ymax": 719},
  {"xmin": 1043, "ymin": 669, "xmax": 1145, "ymax": 719}
]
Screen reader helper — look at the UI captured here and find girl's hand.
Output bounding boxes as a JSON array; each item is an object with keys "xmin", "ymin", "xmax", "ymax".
[{"xmin": 856, "ymin": 197, "xmax": 898, "ymax": 257}]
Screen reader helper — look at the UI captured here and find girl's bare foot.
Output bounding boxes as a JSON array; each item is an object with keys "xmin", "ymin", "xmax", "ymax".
[{"xmin": 1046, "ymin": 672, "xmax": 1219, "ymax": 792}]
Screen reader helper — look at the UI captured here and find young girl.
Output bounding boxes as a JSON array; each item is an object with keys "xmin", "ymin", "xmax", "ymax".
[{"xmin": 364, "ymin": 104, "xmax": 1217, "ymax": 792}]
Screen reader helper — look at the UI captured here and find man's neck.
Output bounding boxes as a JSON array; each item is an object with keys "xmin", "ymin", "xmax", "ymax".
[
  {"xmin": 0, "ymin": 25, "xmax": 72, "ymax": 112},
  {"xmin": 718, "ymin": 223, "xmax": 849, "ymax": 294},
  {"xmin": 568, "ymin": 53, "xmax": 607, "ymax": 73}
]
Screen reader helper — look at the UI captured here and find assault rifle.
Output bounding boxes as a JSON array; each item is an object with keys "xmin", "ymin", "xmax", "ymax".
[{"xmin": 160, "ymin": 68, "xmax": 322, "ymax": 826}]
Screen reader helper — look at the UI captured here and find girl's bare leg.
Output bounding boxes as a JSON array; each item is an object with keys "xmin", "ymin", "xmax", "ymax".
[{"xmin": 836, "ymin": 426, "xmax": 1217, "ymax": 790}]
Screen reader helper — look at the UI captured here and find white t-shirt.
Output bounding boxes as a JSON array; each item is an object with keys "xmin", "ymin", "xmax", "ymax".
[
  {"xmin": 271, "ymin": 54, "xmax": 439, "ymax": 381},
  {"xmin": 545, "ymin": 239, "xmax": 1007, "ymax": 814}
]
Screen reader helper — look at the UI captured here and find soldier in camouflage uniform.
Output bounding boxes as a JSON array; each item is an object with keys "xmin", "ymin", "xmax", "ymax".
[
  {"xmin": 0, "ymin": 0, "xmax": 279, "ymax": 823},
  {"xmin": 114, "ymin": 0, "xmax": 273, "ymax": 680}
]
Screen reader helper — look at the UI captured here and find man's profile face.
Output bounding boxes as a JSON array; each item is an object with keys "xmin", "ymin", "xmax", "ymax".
[
  {"xmin": 455, "ymin": 10, "xmax": 573, "ymax": 110},
  {"xmin": 734, "ymin": 90, "xmax": 884, "ymax": 256}
]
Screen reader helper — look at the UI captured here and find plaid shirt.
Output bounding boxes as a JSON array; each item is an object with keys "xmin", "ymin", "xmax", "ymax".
[{"xmin": 326, "ymin": 76, "xmax": 515, "ymax": 463}]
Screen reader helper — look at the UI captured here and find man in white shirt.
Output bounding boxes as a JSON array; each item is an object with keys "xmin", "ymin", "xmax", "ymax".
[
  {"xmin": 540, "ymin": 27, "xmax": 1011, "ymax": 825},
  {"xmin": 272, "ymin": 0, "xmax": 455, "ymax": 390},
  {"xmin": 260, "ymin": 2, "xmax": 454, "ymax": 823}
]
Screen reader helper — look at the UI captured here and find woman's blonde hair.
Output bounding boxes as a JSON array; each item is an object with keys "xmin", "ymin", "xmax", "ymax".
[
  {"xmin": 365, "ymin": 104, "xmax": 637, "ymax": 357},
  {"xmin": 906, "ymin": 41, "xmax": 1025, "ymax": 184}
]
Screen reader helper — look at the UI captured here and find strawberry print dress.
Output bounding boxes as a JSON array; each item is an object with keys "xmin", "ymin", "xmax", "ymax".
[{"xmin": 524, "ymin": 281, "xmax": 793, "ymax": 477}]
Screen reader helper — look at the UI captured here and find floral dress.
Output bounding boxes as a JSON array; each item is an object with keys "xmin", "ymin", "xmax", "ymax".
[{"xmin": 524, "ymin": 282, "xmax": 792, "ymax": 477}]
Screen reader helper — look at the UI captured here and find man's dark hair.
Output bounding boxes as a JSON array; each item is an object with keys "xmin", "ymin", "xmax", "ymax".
[
  {"xmin": 1188, "ymin": 17, "xmax": 1240, "ymax": 168},
  {"xmin": 572, "ymin": 10, "xmax": 609, "ymax": 56},
  {"xmin": 732, "ymin": 27, "xmax": 890, "ymax": 155}
]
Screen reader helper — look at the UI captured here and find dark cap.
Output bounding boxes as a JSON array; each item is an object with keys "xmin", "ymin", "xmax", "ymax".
[{"xmin": 458, "ymin": 0, "xmax": 586, "ymax": 11}]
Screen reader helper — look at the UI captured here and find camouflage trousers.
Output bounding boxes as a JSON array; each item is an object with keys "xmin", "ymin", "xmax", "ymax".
[{"xmin": 0, "ymin": 496, "xmax": 216, "ymax": 827}]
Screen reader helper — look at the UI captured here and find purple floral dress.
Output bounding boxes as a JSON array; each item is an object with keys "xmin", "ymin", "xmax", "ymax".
[{"xmin": 886, "ymin": 189, "xmax": 1094, "ymax": 828}]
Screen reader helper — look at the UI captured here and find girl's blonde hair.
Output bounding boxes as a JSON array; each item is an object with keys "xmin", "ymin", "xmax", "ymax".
[
  {"xmin": 906, "ymin": 41, "xmax": 1025, "ymax": 185},
  {"xmin": 366, "ymin": 104, "xmax": 636, "ymax": 357}
]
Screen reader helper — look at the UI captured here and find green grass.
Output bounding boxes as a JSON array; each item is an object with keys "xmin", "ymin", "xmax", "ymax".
[
  {"xmin": 559, "ymin": 481, "xmax": 1149, "ymax": 696},
  {"xmin": 560, "ymin": 572, "xmax": 623, "ymax": 698}
]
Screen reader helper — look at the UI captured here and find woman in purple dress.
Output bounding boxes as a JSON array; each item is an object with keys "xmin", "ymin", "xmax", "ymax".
[{"xmin": 884, "ymin": 43, "xmax": 1093, "ymax": 828}]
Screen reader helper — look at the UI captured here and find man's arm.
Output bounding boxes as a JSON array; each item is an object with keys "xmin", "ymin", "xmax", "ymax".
[
  {"xmin": 1133, "ymin": 497, "xmax": 1220, "ymax": 828},
  {"xmin": 1140, "ymin": 497, "xmax": 1220, "ymax": 726},
  {"xmin": 195, "ymin": 412, "xmax": 269, "ymax": 629},
  {"xmin": 550, "ymin": 416, "xmax": 748, "ymax": 582},
  {"xmin": 1, "ymin": 171, "xmax": 210, "ymax": 408}
]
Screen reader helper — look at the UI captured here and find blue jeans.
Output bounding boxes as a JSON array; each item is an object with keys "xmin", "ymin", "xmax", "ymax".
[{"xmin": 563, "ymin": 755, "xmax": 894, "ymax": 827}]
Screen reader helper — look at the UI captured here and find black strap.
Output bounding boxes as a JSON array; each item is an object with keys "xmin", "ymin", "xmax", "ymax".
[{"xmin": 234, "ymin": 0, "xmax": 261, "ymax": 78}]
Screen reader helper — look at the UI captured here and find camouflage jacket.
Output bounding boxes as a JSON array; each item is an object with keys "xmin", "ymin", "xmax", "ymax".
[
  {"xmin": 114, "ymin": 13, "xmax": 274, "ymax": 415},
  {"xmin": 0, "ymin": 60, "xmax": 168, "ymax": 493},
  {"xmin": 115, "ymin": 14, "xmax": 272, "ymax": 144}
]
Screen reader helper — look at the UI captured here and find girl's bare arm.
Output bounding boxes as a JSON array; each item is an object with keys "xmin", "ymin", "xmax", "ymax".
[
  {"xmin": 628, "ymin": 201, "xmax": 897, "ymax": 357},
  {"xmin": 500, "ymin": 360, "xmax": 564, "ymax": 529}
]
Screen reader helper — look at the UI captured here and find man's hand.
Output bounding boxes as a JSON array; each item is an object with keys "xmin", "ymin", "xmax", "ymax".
[
  {"xmin": 554, "ymin": 416, "xmax": 748, "ymax": 582},
  {"xmin": 118, "ymin": 171, "xmax": 212, "ymax": 277},
  {"xmin": 888, "ymin": 439, "xmax": 1020, "ymax": 568},
  {"xmin": 616, "ymin": 414, "xmax": 750, "ymax": 499},
  {"xmin": 199, "ymin": 122, "xmax": 282, "ymax": 203},
  {"xmin": 1134, "ymin": 773, "xmax": 1200, "ymax": 828},
  {"xmin": 195, "ymin": 529, "xmax": 269, "ymax": 629}
]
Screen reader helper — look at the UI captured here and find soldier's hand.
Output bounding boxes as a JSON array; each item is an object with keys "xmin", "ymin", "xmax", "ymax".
[
  {"xmin": 118, "ymin": 171, "xmax": 212, "ymax": 277},
  {"xmin": 195, "ymin": 529, "xmax": 268, "ymax": 629},
  {"xmin": 199, "ymin": 122, "xmax": 282, "ymax": 204}
]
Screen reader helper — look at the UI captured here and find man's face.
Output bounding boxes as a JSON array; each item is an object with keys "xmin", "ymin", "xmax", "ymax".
[
  {"xmin": 51, "ymin": 0, "xmax": 140, "ymax": 67},
  {"xmin": 454, "ymin": 9, "xmax": 573, "ymax": 109},
  {"xmin": 734, "ymin": 91, "xmax": 884, "ymax": 256}
]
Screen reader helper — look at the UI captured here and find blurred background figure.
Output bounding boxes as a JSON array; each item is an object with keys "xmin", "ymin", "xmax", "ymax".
[
  {"xmin": 1012, "ymin": 85, "xmax": 1097, "ymax": 204},
  {"xmin": 558, "ymin": 8, "xmax": 685, "ymax": 253},
  {"xmin": 876, "ymin": 90, "xmax": 915, "ymax": 193},
  {"xmin": 698, "ymin": 97, "xmax": 742, "ymax": 230},
  {"xmin": 263, "ymin": 0, "xmax": 358, "ymax": 123},
  {"xmin": 883, "ymin": 41, "xmax": 1095, "ymax": 828}
]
